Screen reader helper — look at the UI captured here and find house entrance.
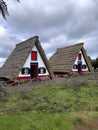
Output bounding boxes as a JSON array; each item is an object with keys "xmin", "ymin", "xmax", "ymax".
[
  {"xmin": 78, "ymin": 61, "xmax": 82, "ymax": 74},
  {"xmin": 30, "ymin": 63, "xmax": 38, "ymax": 79}
]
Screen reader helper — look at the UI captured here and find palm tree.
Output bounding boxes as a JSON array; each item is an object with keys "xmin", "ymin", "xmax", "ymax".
[{"xmin": 0, "ymin": 0, "xmax": 20, "ymax": 19}]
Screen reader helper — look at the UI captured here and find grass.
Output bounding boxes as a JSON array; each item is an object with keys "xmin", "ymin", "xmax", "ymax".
[
  {"xmin": 0, "ymin": 112, "xmax": 73, "ymax": 130},
  {"xmin": 0, "ymin": 81, "xmax": 98, "ymax": 129}
]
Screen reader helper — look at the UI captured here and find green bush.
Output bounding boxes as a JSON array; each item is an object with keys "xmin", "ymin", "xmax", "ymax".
[
  {"xmin": 73, "ymin": 117, "xmax": 86, "ymax": 125},
  {"xmin": 0, "ymin": 83, "xmax": 98, "ymax": 113},
  {"xmin": 64, "ymin": 80, "xmax": 88, "ymax": 92},
  {"xmin": 21, "ymin": 104, "xmax": 33, "ymax": 112},
  {"xmin": 19, "ymin": 92, "xmax": 31, "ymax": 100},
  {"xmin": 0, "ymin": 85, "xmax": 5, "ymax": 100},
  {"xmin": 94, "ymin": 106, "xmax": 98, "ymax": 111}
]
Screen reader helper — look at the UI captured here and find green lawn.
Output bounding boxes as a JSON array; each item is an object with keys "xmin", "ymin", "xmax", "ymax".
[
  {"xmin": 0, "ymin": 81, "xmax": 98, "ymax": 130},
  {"xmin": 0, "ymin": 112, "xmax": 73, "ymax": 130}
]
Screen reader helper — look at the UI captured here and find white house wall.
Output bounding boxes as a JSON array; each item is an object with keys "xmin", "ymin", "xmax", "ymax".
[
  {"xmin": 18, "ymin": 45, "xmax": 49, "ymax": 77},
  {"xmin": 72, "ymin": 50, "xmax": 88, "ymax": 72},
  {"xmin": 32, "ymin": 45, "xmax": 49, "ymax": 76}
]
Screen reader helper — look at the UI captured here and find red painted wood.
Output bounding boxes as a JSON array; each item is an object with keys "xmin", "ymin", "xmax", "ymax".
[
  {"xmin": 31, "ymin": 51, "xmax": 37, "ymax": 61},
  {"xmin": 31, "ymin": 63, "xmax": 38, "ymax": 79},
  {"xmin": 78, "ymin": 54, "xmax": 81, "ymax": 60},
  {"xmin": 18, "ymin": 75, "xmax": 51, "ymax": 81},
  {"xmin": 17, "ymin": 76, "xmax": 30, "ymax": 81},
  {"xmin": 78, "ymin": 61, "xmax": 82, "ymax": 74}
]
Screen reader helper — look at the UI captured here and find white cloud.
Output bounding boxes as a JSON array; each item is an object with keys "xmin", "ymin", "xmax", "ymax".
[
  {"xmin": 0, "ymin": 26, "xmax": 6, "ymax": 35},
  {"xmin": 0, "ymin": 0, "xmax": 98, "ymax": 67},
  {"xmin": 0, "ymin": 58, "xmax": 6, "ymax": 68}
]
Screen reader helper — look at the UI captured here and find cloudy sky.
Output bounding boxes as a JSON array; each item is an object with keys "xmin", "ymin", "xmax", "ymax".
[{"xmin": 0, "ymin": 0, "xmax": 98, "ymax": 67}]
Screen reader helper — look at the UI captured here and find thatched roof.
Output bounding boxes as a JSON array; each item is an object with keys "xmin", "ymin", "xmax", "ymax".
[
  {"xmin": 49, "ymin": 43, "xmax": 92, "ymax": 73},
  {"xmin": 0, "ymin": 36, "xmax": 51, "ymax": 80}
]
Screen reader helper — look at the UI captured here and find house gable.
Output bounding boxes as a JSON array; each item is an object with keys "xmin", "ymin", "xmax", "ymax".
[
  {"xmin": 72, "ymin": 50, "xmax": 88, "ymax": 72},
  {"xmin": 49, "ymin": 43, "xmax": 92, "ymax": 74},
  {"xmin": 0, "ymin": 36, "xmax": 51, "ymax": 81},
  {"xmin": 18, "ymin": 45, "xmax": 49, "ymax": 79}
]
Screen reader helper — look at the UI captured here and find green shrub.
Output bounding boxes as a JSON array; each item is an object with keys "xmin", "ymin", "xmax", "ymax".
[
  {"xmin": 29, "ymin": 125, "xmax": 37, "ymax": 130},
  {"xmin": 19, "ymin": 92, "xmax": 31, "ymax": 100},
  {"xmin": 0, "ymin": 85, "xmax": 5, "ymax": 100},
  {"xmin": 94, "ymin": 106, "xmax": 98, "ymax": 111},
  {"xmin": 64, "ymin": 80, "xmax": 88, "ymax": 92},
  {"xmin": 21, "ymin": 105, "xmax": 33, "ymax": 112},
  {"xmin": 73, "ymin": 117, "xmax": 86, "ymax": 125}
]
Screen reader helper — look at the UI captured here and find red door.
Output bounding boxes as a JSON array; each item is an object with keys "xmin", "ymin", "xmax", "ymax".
[
  {"xmin": 30, "ymin": 63, "xmax": 38, "ymax": 79},
  {"xmin": 78, "ymin": 61, "xmax": 82, "ymax": 74}
]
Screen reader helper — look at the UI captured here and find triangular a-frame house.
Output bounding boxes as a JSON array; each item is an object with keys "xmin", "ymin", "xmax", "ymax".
[
  {"xmin": 49, "ymin": 43, "xmax": 92, "ymax": 75},
  {"xmin": 0, "ymin": 36, "xmax": 51, "ymax": 81}
]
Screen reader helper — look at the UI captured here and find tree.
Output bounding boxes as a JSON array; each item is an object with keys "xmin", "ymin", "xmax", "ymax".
[
  {"xmin": 91, "ymin": 57, "xmax": 98, "ymax": 70},
  {"xmin": 0, "ymin": 0, "xmax": 20, "ymax": 19}
]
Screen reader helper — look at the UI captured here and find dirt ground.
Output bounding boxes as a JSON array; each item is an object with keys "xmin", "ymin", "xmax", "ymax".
[{"xmin": 74, "ymin": 119, "xmax": 98, "ymax": 130}]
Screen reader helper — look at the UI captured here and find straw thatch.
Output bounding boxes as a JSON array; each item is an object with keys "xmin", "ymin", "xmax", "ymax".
[
  {"xmin": 49, "ymin": 43, "xmax": 92, "ymax": 74},
  {"xmin": 0, "ymin": 36, "xmax": 51, "ymax": 80}
]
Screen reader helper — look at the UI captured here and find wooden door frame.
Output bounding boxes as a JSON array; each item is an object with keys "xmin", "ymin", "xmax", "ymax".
[
  {"xmin": 30, "ymin": 63, "xmax": 38, "ymax": 79},
  {"xmin": 78, "ymin": 61, "xmax": 82, "ymax": 74}
]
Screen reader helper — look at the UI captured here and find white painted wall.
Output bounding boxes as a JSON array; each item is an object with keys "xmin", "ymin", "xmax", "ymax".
[
  {"xmin": 72, "ymin": 50, "xmax": 88, "ymax": 72},
  {"xmin": 32, "ymin": 45, "xmax": 49, "ymax": 76},
  {"xmin": 18, "ymin": 45, "xmax": 49, "ymax": 77}
]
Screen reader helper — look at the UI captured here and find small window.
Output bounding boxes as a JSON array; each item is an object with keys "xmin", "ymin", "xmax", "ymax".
[
  {"xmin": 73, "ymin": 64, "xmax": 78, "ymax": 69},
  {"xmin": 31, "ymin": 51, "xmax": 37, "ymax": 61},
  {"xmin": 82, "ymin": 64, "xmax": 86, "ymax": 69},
  {"xmin": 38, "ymin": 67, "xmax": 46, "ymax": 74},
  {"xmin": 21, "ymin": 68, "xmax": 30, "ymax": 75},
  {"xmin": 78, "ymin": 54, "xmax": 81, "ymax": 60}
]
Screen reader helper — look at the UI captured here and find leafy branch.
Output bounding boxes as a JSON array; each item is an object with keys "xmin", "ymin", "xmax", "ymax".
[{"xmin": 0, "ymin": 0, "xmax": 20, "ymax": 19}]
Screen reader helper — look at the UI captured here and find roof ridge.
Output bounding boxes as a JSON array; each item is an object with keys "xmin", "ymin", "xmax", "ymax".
[
  {"xmin": 57, "ymin": 42, "xmax": 84, "ymax": 50},
  {"xmin": 16, "ymin": 35, "xmax": 39, "ymax": 46}
]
